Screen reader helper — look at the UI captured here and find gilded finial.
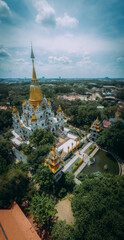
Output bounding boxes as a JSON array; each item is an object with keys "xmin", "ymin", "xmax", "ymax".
[
  {"xmin": 57, "ymin": 105, "xmax": 62, "ymax": 113},
  {"xmin": 48, "ymin": 100, "xmax": 51, "ymax": 105},
  {"xmin": 52, "ymin": 146, "xmax": 56, "ymax": 154},
  {"xmin": 31, "ymin": 43, "xmax": 35, "ymax": 59},
  {"xmin": 30, "ymin": 44, "xmax": 37, "ymax": 82},
  {"xmin": 13, "ymin": 106, "xmax": 18, "ymax": 115},
  {"xmin": 22, "ymin": 100, "xmax": 26, "ymax": 106},
  {"xmin": 31, "ymin": 112, "xmax": 37, "ymax": 122}
]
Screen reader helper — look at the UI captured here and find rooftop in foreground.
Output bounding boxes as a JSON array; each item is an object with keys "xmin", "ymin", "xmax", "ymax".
[{"xmin": 0, "ymin": 202, "xmax": 41, "ymax": 240}]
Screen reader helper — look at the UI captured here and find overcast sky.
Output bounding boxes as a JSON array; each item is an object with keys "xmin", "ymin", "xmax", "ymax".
[{"xmin": 0, "ymin": 0, "xmax": 124, "ymax": 78}]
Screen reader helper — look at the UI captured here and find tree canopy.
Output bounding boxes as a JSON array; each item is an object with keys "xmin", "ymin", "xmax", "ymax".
[
  {"xmin": 29, "ymin": 129, "xmax": 55, "ymax": 147},
  {"xmin": 72, "ymin": 174, "xmax": 124, "ymax": 240},
  {"xmin": 34, "ymin": 163, "xmax": 55, "ymax": 193},
  {"xmin": 0, "ymin": 109, "xmax": 12, "ymax": 132},
  {"xmin": 28, "ymin": 193, "xmax": 57, "ymax": 228},
  {"xmin": 52, "ymin": 220, "xmax": 75, "ymax": 240},
  {"xmin": 0, "ymin": 168, "xmax": 29, "ymax": 208},
  {"xmin": 25, "ymin": 129, "xmax": 55, "ymax": 172},
  {"xmin": 97, "ymin": 120, "xmax": 124, "ymax": 159},
  {"xmin": 27, "ymin": 144, "xmax": 51, "ymax": 173},
  {"xmin": 0, "ymin": 140, "xmax": 13, "ymax": 174}
]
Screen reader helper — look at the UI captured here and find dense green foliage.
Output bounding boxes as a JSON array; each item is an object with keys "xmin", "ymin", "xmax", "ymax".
[
  {"xmin": 29, "ymin": 128, "xmax": 55, "ymax": 147},
  {"xmin": 116, "ymin": 90, "xmax": 124, "ymax": 100},
  {"xmin": 28, "ymin": 193, "xmax": 57, "ymax": 228},
  {"xmin": 0, "ymin": 109, "xmax": 12, "ymax": 131},
  {"xmin": 25, "ymin": 129, "xmax": 55, "ymax": 172},
  {"xmin": 27, "ymin": 144, "xmax": 51, "ymax": 172},
  {"xmin": 72, "ymin": 174, "xmax": 124, "ymax": 240},
  {"xmin": 22, "ymin": 143, "xmax": 32, "ymax": 155},
  {"xmin": 97, "ymin": 120, "xmax": 124, "ymax": 159},
  {"xmin": 0, "ymin": 168, "xmax": 29, "ymax": 208},
  {"xmin": 34, "ymin": 163, "xmax": 55, "ymax": 193},
  {"xmin": 55, "ymin": 172, "xmax": 75, "ymax": 198},
  {"xmin": 0, "ymin": 140, "xmax": 13, "ymax": 174},
  {"xmin": 52, "ymin": 220, "xmax": 75, "ymax": 240}
]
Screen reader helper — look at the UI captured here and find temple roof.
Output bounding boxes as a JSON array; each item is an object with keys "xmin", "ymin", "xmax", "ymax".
[
  {"xmin": 44, "ymin": 146, "xmax": 65, "ymax": 174},
  {"xmin": 90, "ymin": 117, "xmax": 102, "ymax": 131}
]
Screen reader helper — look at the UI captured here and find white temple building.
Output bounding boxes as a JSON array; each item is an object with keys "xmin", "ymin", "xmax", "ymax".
[{"xmin": 12, "ymin": 46, "xmax": 65, "ymax": 141}]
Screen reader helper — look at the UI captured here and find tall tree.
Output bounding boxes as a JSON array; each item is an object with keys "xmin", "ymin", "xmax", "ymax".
[
  {"xmin": 97, "ymin": 120, "xmax": 124, "ymax": 159},
  {"xmin": 29, "ymin": 129, "xmax": 54, "ymax": 147},
  {"xmin": 0, "ymin": 140, "xmax": 13, "ymax": 174},
  {"xmin": 72, "ymin": 174, "xmax": 124, "ymax": 240},
  {"xmin": 28, "ymin": 193, "xmax": 57, "ymax": 229},
  {"xmin": 34, "ymin": 164, "xmax": 55, "ymax": 193},
  {"xmin": 0, "ymin": 168, "xmax": 29, "ymax": 208},
  {"xmin": 52, "ymin": 220, "xmax": 75, "ymax": 240}
]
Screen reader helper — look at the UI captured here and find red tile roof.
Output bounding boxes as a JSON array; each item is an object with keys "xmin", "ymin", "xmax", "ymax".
[
  {"xmin": 103, "ymin": 120, "xmax": 111, "ymax": 128},
  {"xmin": 0, "ymin": 202, "xmax": 41, "ymax": 240}
]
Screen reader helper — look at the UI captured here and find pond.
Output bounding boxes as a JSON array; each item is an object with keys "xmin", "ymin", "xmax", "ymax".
[{"xmin": 82, "ymin": 149, "xmax": 119, "ymax": 175}]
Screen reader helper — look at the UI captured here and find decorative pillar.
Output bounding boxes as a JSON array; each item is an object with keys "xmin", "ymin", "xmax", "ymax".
[
  {"xmin": 79, "ymin": 137, "xmax": 81, "ymax": 147},
  {"xmin": 68, "ymin": 146, "xmax": 70, "ymax": 157},
  {"xmin": 71, "ymin": 143, "xmax": 73, "ymax": 154},
  {"xmin": 76, "ymin": 139, "xmax": 78, "ymax": 150}
]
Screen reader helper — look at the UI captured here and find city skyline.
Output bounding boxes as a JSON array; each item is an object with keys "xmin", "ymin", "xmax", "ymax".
[{"xmin": 0, "ymin": 0, "xmax": 124, "ymax": 78}]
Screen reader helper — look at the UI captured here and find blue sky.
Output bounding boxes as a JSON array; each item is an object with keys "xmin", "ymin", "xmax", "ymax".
[{"xmin": 0, "ymin": 0, "xmax": 124, "ymax": 78}]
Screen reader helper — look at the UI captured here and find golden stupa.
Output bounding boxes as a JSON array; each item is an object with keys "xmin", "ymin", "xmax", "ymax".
[{"xmin": 29, "ymin": 46, "xmax": 43, "ymax": 110}]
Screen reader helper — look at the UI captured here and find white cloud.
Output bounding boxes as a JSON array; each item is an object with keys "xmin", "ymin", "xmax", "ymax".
[
  {"xmin": 56, "ymin": 13, "xmax": 78, "ymax": 28},
  {"xmin": 0, "ymin": 0, "xmax": 11, "ymax": 18},
  {"xmin": 48, "ymin": 55, "xmax": 72, "ymax": 64},
  {"xmin": 35, "ymin": 0, "xmax": 56, "ymax": 27},
  {"xmin": 117, "ymin": 57, "xmax": 124, "ymax": 62},
  {"xmin": 34, "ymin": 0, "xmax": 78, "ymax": 28},
  {"xmin": 16, "ymin": 58, "xmax": 25, "ymax": 63}
]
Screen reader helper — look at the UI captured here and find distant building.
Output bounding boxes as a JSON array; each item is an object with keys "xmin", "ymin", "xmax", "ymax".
[
  {"xmin": 0, "ymin": 202, "xmax": 41, "ymax": 240},
  {"xmin": 97, "ymin": 105, "xmax": 104, "ymax": 111},
  {"xmin": 104, "ymin": 96, "xmax": 116, "ymax": 101},
  {"xmin": 102, "ymin": 120, "xmax": 111, "ymax": 128},
  {"xmin": 90, "ymin": 117, "xmax": 102, "ymax": 141},
  {"xmin": 109, "ymin": 118, "xmax": 118, "ymax": 122}
]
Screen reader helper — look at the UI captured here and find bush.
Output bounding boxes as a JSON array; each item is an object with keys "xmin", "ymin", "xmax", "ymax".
[
  {"xmin": 88, "ymin": 145, "xmax": 96, "ymax": 155},
  {"xmin": 72, "ymin": 159, "xmax": 83, "ymax": 172}
]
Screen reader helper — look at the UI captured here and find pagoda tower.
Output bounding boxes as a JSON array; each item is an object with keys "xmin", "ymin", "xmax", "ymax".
[
  {"xmin": 90, "ymin": 117, "xmax": 102, "ymax": 141},
  {"xmin": 56, "ymin": 105, "xmax": 64, "ymax": 130},
  {"xmin": 29, "ymin": 45, "xmax": 43, "ymax": 110},
  {"xmin": 12, "ymin": 46, "xmax": 66, "ymax": 142},
  {"xmin": 44, "ymin": 146, "xmax": 65, "ymax": 180}
]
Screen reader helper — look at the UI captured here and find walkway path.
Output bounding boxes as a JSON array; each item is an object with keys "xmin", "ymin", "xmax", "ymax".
[
  {"xmin": 63, "ymin": 141, "xmax": 92, "ymax": 173},
  {"xmin": 74, "ymin": 145, "xmax": 99, "ymax": 177},
  {"xmin": 74, "ymin": 155, "xmax": 89, "ymax": 177},
  {"xmin": 74, "ymin": 177, "xmax": 81, "ymax": 185}
]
